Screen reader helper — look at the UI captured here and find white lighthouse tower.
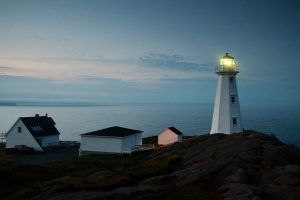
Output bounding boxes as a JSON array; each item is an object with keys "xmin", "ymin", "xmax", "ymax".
[{"xmin": 210, "ymin": 53, "xmax": 242, "ymax": 134}]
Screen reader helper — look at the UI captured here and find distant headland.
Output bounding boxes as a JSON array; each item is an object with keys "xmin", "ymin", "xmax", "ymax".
[{"xmin": 0, "ymin": 102, "xmax": 16, "ymax": 106}]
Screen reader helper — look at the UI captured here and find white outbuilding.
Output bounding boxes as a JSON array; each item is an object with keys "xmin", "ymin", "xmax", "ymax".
[
  {"xmin": 5, "ymin": 114, "xmax": 60, "ymax": 151},
  {"xmin": 79, "ymin": 126, "xmax": 143, "ymax": 155},
  {"xmin": 158, "ymin": 127, "xmax": 183, "ymax": 145}
]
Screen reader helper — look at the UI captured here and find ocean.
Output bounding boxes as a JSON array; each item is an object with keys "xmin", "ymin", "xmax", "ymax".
[{"xmin": 0, "ymin": 104, "xmax": 299, "ymax": 146}]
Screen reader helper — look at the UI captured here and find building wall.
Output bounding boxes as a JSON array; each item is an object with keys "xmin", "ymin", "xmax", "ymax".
[
  {"xmin": 39, "ymin": 135, "xmax": 59, "ymax": 147},
  {"xmin": 178, "ymin": 134, "xmax": 183, "ymax": 142},
  {"xmin": 229, "ymin": 75, "xmax": 242, "ymax": 133},
  {"xmin": 5, "ymin": 119, "xmax": 43, "ymax": 151},
  {"xmin": 80, "ymin": 136, "xmax": 122, "ymax": 154},
  {"xmin": 210, "ymin": 74, "xmax": 242, "ymax": 134},
  {"xmin": 122, "ymin": 133, "xmax": 142, "ymax": 153},
  {"xmin": 158, "ymin": 129, "xmax": 180, "ymax": 145}
]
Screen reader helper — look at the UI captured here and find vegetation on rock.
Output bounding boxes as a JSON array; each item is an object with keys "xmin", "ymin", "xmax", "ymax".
[{"xmin": 1, "ymin": 131, "xmax": 300, "ymax": 200}]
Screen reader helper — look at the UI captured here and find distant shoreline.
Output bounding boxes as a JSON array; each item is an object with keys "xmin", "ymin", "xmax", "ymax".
[
  {"xmin": 0, "ymin": 102, "xmax": 213, "ymax": 107},
  {"xmin": 0, "ymin": 102, "xmax": 17, "ymax": 106}
]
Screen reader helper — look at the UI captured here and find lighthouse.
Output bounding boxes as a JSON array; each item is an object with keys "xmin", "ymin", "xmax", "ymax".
[{"xmin": 210, "ymin": 53, "xmax": 242, "ymax": 134}]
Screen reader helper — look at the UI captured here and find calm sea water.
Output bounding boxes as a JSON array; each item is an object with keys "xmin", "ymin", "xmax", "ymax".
[{"xmin": 0, "ymin": 104, "xmax": 299, "ymax": 146}]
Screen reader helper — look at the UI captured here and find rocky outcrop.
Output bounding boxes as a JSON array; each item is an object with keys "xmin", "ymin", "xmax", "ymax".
[{"xmin": 32, "ymin": 131, "xmax": 300, "ymax": 200}]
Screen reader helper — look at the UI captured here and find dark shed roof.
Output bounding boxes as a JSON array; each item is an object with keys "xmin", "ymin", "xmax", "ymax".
[
  {"xmin": 81, "ymin": 126, "xmax": 143, "ymax": 137},
  {"xmin": 20, "ymin": 116, "xmax": 60, "ymax": 137},
  {"xmin": 168, "ymin": 127, "xmax": 183, "ymax": 135}
]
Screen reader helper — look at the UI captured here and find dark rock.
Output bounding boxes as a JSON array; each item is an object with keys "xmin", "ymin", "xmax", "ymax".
[
  {"xmin": 218, "ymin": 183, "xmax": 263, "ymax": 200},
  {"xmin": 9, "ymin": 131, "xmax": 300, "ymax": 200}
]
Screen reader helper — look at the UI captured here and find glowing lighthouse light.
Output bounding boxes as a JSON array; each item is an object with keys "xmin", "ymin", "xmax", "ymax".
[
  {"xmin": 220, "ymin": 56, "xmax": 235, "ymax": 67},
  {"xmin": 217, "ymin": 53, "xmax": 238, "ymax": 72},
  {"xmin": 210, "ymin": 53, "xmax": 242, "ymax": 134}
]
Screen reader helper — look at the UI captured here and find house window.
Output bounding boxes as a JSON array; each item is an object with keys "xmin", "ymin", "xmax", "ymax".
[
  {"xmin": 233, "ymin": 118, "xmax": 237, "ymax": 125},
  {"xmin": 18, "ymin": 127, "xmax": 22, "ymax": 133},
  {"xmin": 31, "ymin": 126, "xmax": 42, "ymax": 132},
  {"xmin": 231, "ymin": 95, "xmax": 236, "ymax": 103}
]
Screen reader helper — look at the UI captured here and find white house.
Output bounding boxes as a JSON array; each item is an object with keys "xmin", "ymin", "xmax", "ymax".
[
  {"xmin": 5, "ymin": 114, "xmax": 60, "ymax": 151},
  {"xmin": 80, "ymin": 126, "xmax": 143, "ymax": 155},
  {"xmin": 158, "ymin": 127, "xmax": 183, "ymax": 145}
]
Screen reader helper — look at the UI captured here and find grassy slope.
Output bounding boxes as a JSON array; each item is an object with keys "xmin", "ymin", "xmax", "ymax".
[{"xmin": 0, "ymin": 145, "xmax": 186, "ymax": 200}]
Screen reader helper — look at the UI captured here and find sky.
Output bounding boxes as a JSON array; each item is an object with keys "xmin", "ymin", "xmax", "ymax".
[{"xmin": 0, "ymin": 0, "xmax": 299, "ymax": 104}]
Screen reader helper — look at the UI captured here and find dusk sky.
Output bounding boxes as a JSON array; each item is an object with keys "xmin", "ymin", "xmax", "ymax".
[{"xmin": 0, "ymin": 0, "xmax": 299, "ymax": 104}]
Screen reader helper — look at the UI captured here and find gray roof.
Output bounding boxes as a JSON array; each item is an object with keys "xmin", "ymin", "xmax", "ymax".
[
  {"xmin": 20, "ymin": 116, "xmax": 60, "ymax": 137},
  {"xmin": 168, "ymin": 127, "xmax": 183, "ymax": 135},
  {"xmin": 81, "ymin": 126, "xmax": 143, "ymax": 137}
]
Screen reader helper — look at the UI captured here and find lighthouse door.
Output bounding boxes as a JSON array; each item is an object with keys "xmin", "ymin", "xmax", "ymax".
[{"xmin": 232, "ymin": 117, "xmax": 238, "ymax": 133}]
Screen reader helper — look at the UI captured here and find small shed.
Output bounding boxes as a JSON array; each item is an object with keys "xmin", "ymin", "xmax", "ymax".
[
  {"xmin": 5, "ymin": 114, "xmax": 60, "ymax": 151},
  {"xmin": 80, "ymin": 126, "xmax": 143, "ymax": 155},
  {"xmin": 158, "ymin": 127, "xmax": 183, "ymax": 145}
]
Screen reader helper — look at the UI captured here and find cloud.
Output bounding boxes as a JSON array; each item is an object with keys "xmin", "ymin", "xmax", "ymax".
[
  {"xmin": 139, "ymin": 53, "xmax": 212, "ymax": 72},
  {"xmin": 32, "ymin": 35, "xmax": 71, "ymax": 42},
  {"xmin": 0, "ymin": 65, "xmax": 20, "ymax": 74},
  {"xmin": 0, "ymin": 65, "xmax": 12, "ymax": 72},
  {"xmin": 0, "ymin": 54, "xmax": 214, "ymax": 84},
  {"xmin": 0, "ymin": 64, "xmax": 47, "ymax": 78}
]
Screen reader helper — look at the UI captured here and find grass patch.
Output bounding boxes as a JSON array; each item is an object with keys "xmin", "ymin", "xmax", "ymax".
[
  {"xmin": 0, "ymin": 153, "xmax": 148, "ymax": 199},
  {"xmin": 126, "ymin": 154, "xmax": 182, "ymax": 179}
]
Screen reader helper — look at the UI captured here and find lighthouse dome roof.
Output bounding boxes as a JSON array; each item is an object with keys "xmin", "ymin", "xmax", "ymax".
[{"xmin": 222, "ymin": 52, "xmax": 234, "ymax": 59}]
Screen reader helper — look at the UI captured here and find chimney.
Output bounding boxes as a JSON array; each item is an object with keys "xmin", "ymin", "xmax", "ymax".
[
  {"xmin": 35, "ymin": 114, "xmax": 39, "ymax": 117},
  {"xmin": 46, "ymin": 113, "xmax": 48, "ymax": 117}
]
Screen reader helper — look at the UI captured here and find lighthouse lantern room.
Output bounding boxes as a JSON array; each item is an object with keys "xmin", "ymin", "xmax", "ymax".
[{"xmin": 210, "ymin": 53, "xmax": 242, "ymax": 134}]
